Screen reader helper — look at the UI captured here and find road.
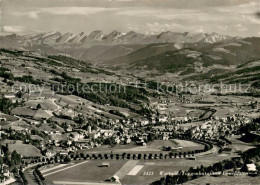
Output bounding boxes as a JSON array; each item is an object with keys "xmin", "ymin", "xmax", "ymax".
[
  {"xmin": 24, "ymin": 167, "xmax": 38, "ymax": 185},
  {"xmin": 43, "ymin": 161, "xmax": 88, "ymax": 177}
]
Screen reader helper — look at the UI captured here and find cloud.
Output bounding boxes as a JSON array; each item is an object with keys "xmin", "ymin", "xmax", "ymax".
[
  {"xmin": 28, "ymin": 11, "xmax": 39, "ymax": 19},
  {"xmin": 234, "ymin": 24, "xmax": 248, "ymax": 32},
  {"xmin": 12, "ymin": 6, "xmax": 118, "ymax": 19},
  {"xmin": 213, "ymin": 1, "xmax": 260, "ymax": 25},
  {"xmin": 3, "ymin": 25, "xmax": 24, "ymax": 33},
  {"xmin": 215, "ymin": 1, "xmax": 258, "ymax": 14},
  {"xmin": 194, "ymin": 26, "xmax": 204, "ymax": 33},
  {"xmin": 241, "ymin": 14, "xmax": 260, "ymax": 24},
  {"xmin": 12, "ymin": 11, "xmax": 40, "ymax": 19},
  {"xmin": 127, "ymin": 22, "xmax": 207, "ymax": 35},
  {"xmin": 117, "ymin": 8, "xmax": 221, "ymax": 22},
  {"xmin": 39, "ymin": 7, "xmax": 118, "ymax": 16}
]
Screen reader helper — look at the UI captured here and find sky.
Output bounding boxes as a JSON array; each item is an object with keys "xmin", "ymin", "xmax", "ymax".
[{"xmin": 1, "ymin": 0, "xmax": 260, "ymax": 37}]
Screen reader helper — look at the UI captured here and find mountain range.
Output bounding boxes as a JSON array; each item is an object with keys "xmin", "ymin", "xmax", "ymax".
[
  {"xmin": 1, "ymin": 30, "xmax": 232, "ymax": 48},
  {"xmin": 0, "ymin": 30, "xmax": 259, "ymax": 78}
]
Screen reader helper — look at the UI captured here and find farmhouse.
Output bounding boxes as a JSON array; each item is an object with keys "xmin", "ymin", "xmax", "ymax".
[
  {"xmin": 68, "ymin": 132, "xmax": 85, "ymax": 141},
  {"xmin": 159, "ymin": 115, "xmax": 168, "ymax": 123},
  {"xmin": 246, "ymin": 163, "xmax": 257, "ymax": 172},
  {"xmin": 141, "ymin": 118, "xmax": 149, "ymax": 126},
  {"xmin": 187, "ymin": 156, "xmax": 196, "ymax": 160},
  {"xmin": 60, "ymin": 151, "xmax": 68, "ymax": 156},
  {"xmin": 111, "ymin": 175, "xmax": 120, "ymax": 182},
  {"xmin": 0, "ymin": 117, "xmax": 7, "ymax": 122},
  {"xmin": 101, "ymin": 162, "xmax": 110, "ymax": 167}
]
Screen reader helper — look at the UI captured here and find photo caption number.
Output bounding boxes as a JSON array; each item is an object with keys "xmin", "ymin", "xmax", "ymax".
[{"xmin": 143, "ymin": 171, "xmax": 154, "ymax": 176}]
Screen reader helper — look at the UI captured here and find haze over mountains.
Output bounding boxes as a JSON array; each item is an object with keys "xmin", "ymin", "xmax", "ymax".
[{"xmin": 0, "ymin": 30, "xmax": 260, "ymax": 77}]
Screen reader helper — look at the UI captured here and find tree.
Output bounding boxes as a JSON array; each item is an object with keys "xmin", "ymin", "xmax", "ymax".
[
  {"xmin": 200, "ymin": 165, "xmax": 205, "ymax": 174},
  {"xmin": 188, "ymin": 167, "xmax": 194, "ymax": 173},
  {"xmin": 240, "ymin": 164, "xmax": 248, "ymax": 172},
  {"xmin": 213, "ymin": 162, "xmax": 223, "ymax": 172},
  {"xmin": 177, "ymin": 174, "xmax": 188, "ymax": 184},
  {"xmin": 36, "ymin": 103, "xmax": 42, "ymax": 109},
  {"xmin": 11, "ymin": 150, "xmax": 21, "ymax": 165},
  {"xmin": 204, "ymin": 145, "xmax": 209, "ymax": 151},
  {"xmin": 110, "ymin": 153, "xmax": 114, "ymax": 159},
  {"xmin": 80, "ymin": 153, "xmax": 85, "ymax": 158},
  {"xmin": 12, "ymin": 167, "xmax": 18, "ymax": 173},
  {"xmin": 64, "ymin": 155, "xmax": 71, "ymax": 163},
  {"xmin": 19, "ymin": 170, "xmax": 28, "ymax": 185},
  {"xmin": 122, "ymin": 153, "xmax": 126, "ymax": 160},
  {"xmin": 16, "ymin": 91, "xmax": 23, "ymax": 98},
  {"xmin": 205, "ymin": 165, "xmax": 213, "ymax": 174},
  {"xmin": 0, "ymin": 156, "xmax": 3, "ymax": 169},
  {"xmin": 224, "ymin": 160, "xmax": 235, "ymax": 170},
  {"xmin": 0, "ymin": 96, "xmax": 18, "ymax": 114}
]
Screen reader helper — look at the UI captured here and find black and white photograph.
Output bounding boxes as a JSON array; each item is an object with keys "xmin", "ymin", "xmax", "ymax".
[{"xmin": 0, "ymin": 0, "xmax": 260, "ymax": 184}]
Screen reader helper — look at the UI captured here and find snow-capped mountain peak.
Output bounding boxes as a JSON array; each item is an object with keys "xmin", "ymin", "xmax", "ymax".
[
  {"xmin": 87, "ymin": 30, "xmax": 106, "ymax": 41},
  {"xmin": 102, "ymin": 30, "xmax": 123, "ymax": 41}
]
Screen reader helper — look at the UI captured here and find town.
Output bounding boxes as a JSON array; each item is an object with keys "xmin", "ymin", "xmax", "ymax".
[{"xmin": 0, "ymin": 48, "xmax": 259, "ymax": 185}]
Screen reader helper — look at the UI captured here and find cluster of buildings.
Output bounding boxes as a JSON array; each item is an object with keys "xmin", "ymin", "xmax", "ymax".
[{"xmin": 189, "ymin": 114, "xmax": 251, "ymax": 140}]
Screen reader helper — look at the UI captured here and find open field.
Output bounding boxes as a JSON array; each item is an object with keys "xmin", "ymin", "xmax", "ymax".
[
  {"xmin": 25, "ymin": 99, "xmax": 58, "ymax": 111},
  {"xmin": 174, "ymin": 139, "xmax": 200, "ymax": 147},
  {"xmin": 157, "ymin": 103, "xmax": 206, "ymax": 118},
  {"xmin": 81, "ymin": 144, "xmax": 161, "ymax": 154},
  {"xmin": 44, "ymin": 159, "xmax": 194, "ymax": 185},
  {"xmin": 44, "ymin": 160, "xmax": 127, "ymax": 184},
  {"xmin": 44, "ymin": 146, "xmax": 239, "ymax": 185},
  {"xmin": 148, "ymin": 140, "xmax": 179, "ymax": 149},
  {"xmin": 173, "ymin": 139, "xmax": 204, "ymax": 152},
  {"xmin": 81, "ymin": 139, "xmax": 204, "ymax": 155},
  {"xmin": 0, "ymin": 113, "xmax": 18, "ymax": 122},
  {"xmin": 7, "ymin": 141, "xmax": 42, "ymax": 157},
  {"xmin": 122, "ymin": 166, "xmax": 187, "ymax": 185},
  {"xmin": 11, "ymin": 107, "xmax": 37, "ymax": 117},
  {"xmin": 184, "ymin": 175, "xmax": 260, "ymax": 185},
  {"xmin": 121, "ymin": 151, "xmax": 242, "ymax": 185},
  {"xmin": 214, "ymin": 106, "xmax": 245, "ymax": 117},
  {"xmin": 227, "ymin": 135, "xmax": 255, "ymax": 152}
]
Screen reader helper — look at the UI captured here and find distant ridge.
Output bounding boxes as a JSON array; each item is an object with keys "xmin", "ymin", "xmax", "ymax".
[{"xmin": 1, "ymin": 30, "xmax": 233, "ymax": 47}]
